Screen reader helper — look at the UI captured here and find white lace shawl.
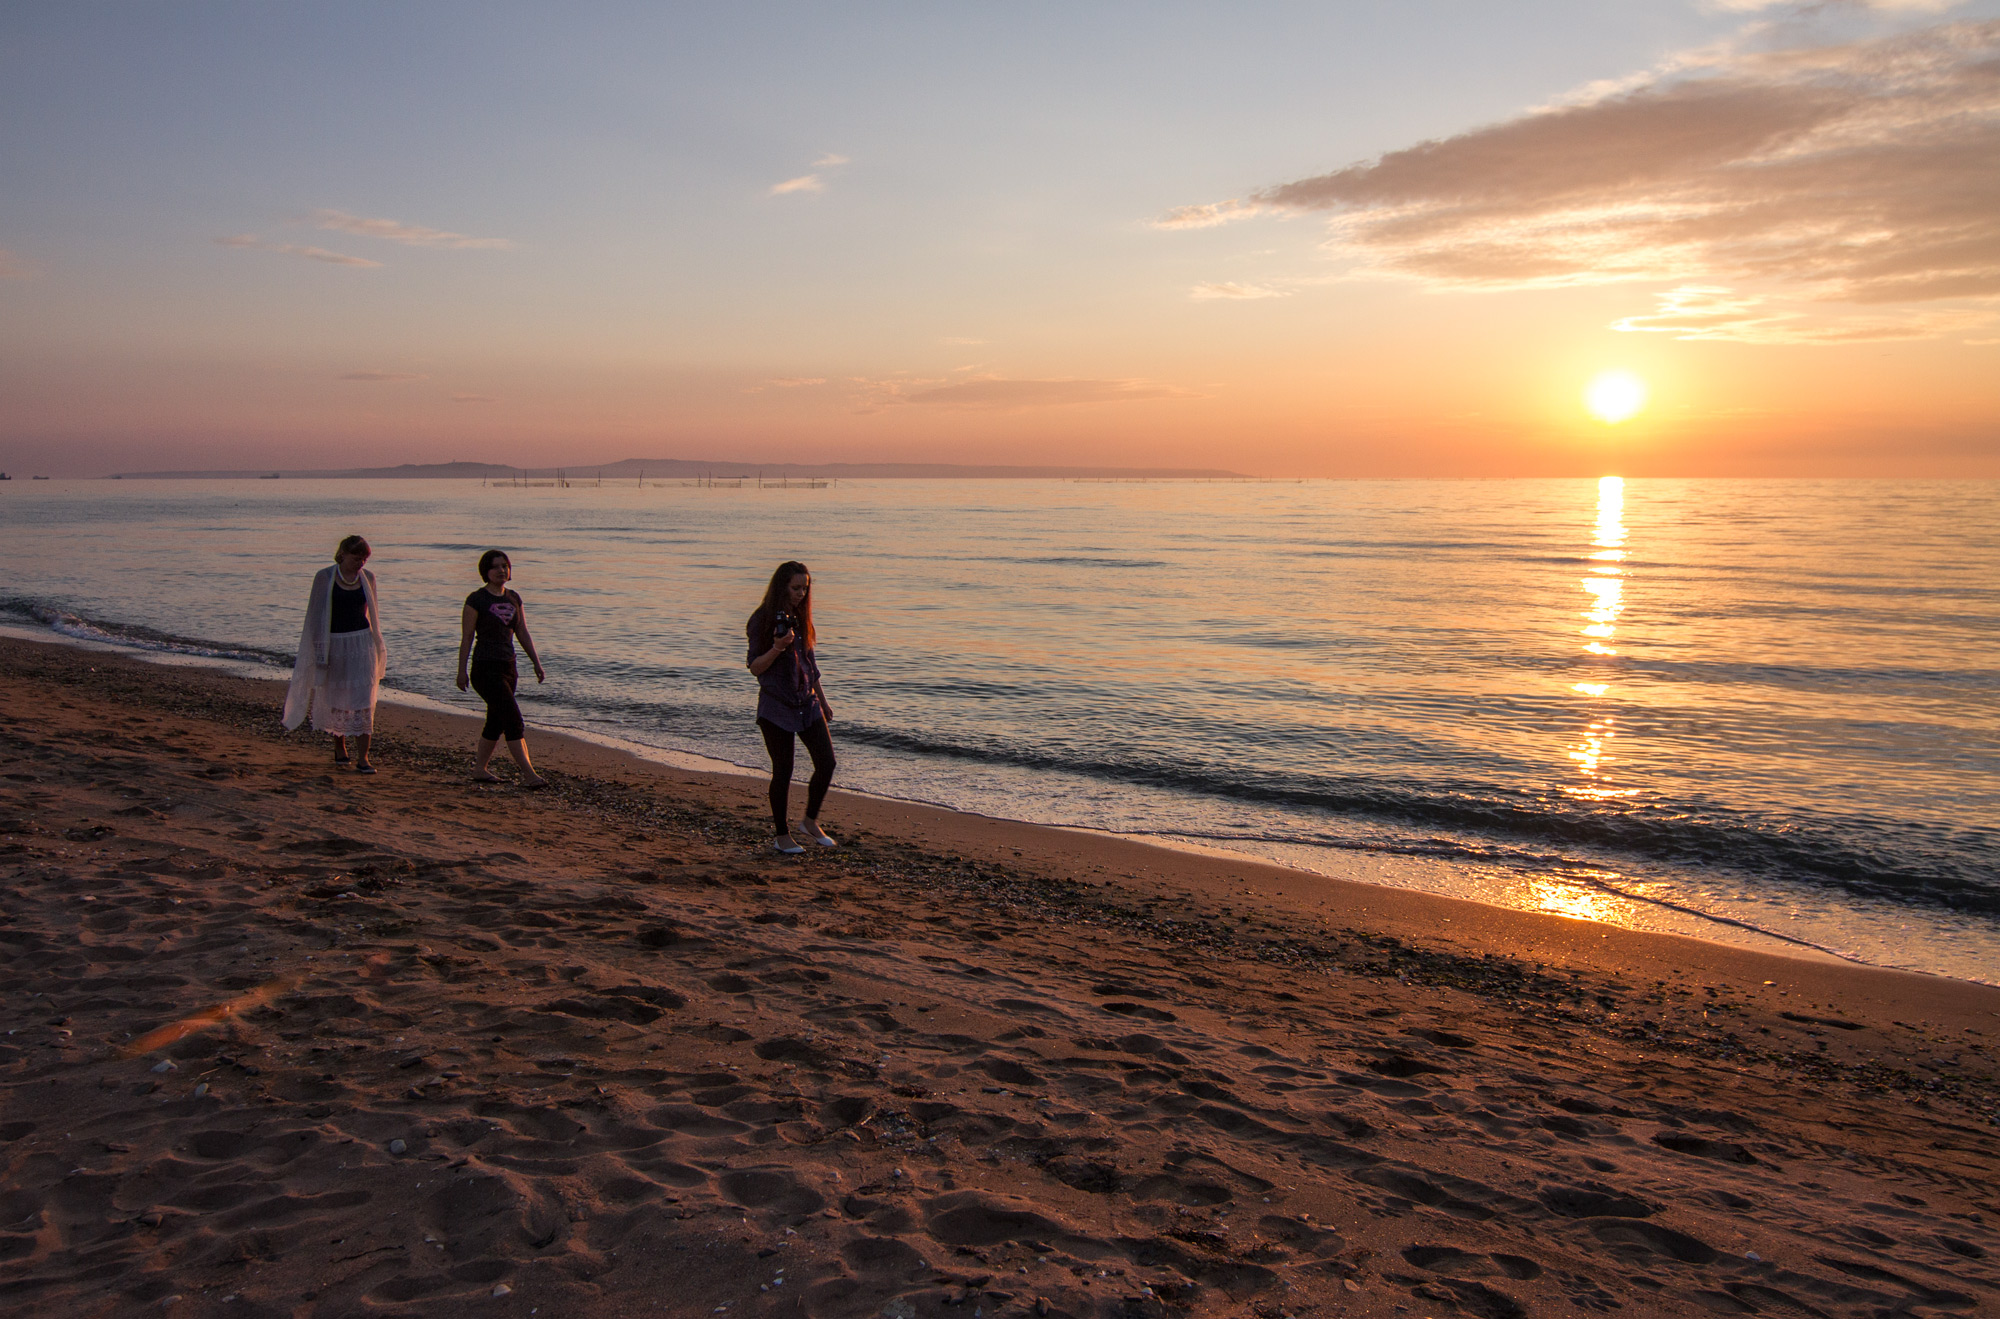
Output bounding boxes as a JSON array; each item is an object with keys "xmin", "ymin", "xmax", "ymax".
[{"xmin": 281, "ymin": 565, "xmax": 386, "ymax": 730}]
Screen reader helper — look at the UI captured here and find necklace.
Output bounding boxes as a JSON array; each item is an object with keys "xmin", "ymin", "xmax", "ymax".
[{"xmin": 335, "ymin": 569, "xmax": 362, "ymax": 589}]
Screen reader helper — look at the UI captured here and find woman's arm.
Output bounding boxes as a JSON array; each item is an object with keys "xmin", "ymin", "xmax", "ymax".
[
  {"xmin": 747, "ymin": 629, "xmax": 794, "ymax": 676},
  {"xmin": 455, "ymin": 604, "xmax": 477, "ymax": 691},
  {"xmin": 510, "ymin": 599, "xmax": 546, "ymax": 682}
]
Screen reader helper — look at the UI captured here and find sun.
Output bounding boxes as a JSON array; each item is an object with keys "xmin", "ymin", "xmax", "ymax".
[{"xmin": 1585, "ymin": 371, "xmax": 1648, "ymax": 424}]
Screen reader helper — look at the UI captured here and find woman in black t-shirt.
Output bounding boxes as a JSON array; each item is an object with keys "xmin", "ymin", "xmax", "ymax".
[{"xmin": 455, "ymin": 549, "xmax": 548, "ymax": 787}]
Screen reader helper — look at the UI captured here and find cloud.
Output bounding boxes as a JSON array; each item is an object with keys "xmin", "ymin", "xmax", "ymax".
[
  {"xmin": 0, "ymin": 248, "xmax": 29, "ymax": 279},
  {"xmin": 216, "ymin": 235, "xmax": 381, "ymax": 267},
  {"xmin": 1610, "ymin": 284, "xmax": 1993, "ymax": 341},
  {"xmin": 901, "ymin": 377, "xmax": 1194, "ymax": 409},
  {"xmin": 771, "ymin": 152, "xmax": 851, "ymax": 196},
  {"xmin": 312, "ymin": 210, "xmax": 511, "ymax": 249},
  {"xmin": 451, "ymin": 393, "xmax": 499, "ymax": 404},
  {"xmin": 339, "ymin": 370, "xmax": 428, "ymax": 382},
  {"xmin": 1153, "ymin": 199, "xmax": 1264, "ymax": 230},
  {"xmin": 767, "ymin": 377, "xmax": 827, "ymax": 387},
  {"xmin": 1712, "ymin": 1, "xmax": 1961, "ymax": 10},
  {"xmin": 1166, "ymin": 21, "xmax": 2000, "ymax": 331},
  {"xmin": 1191, "ymin": 281, "xmax": 1290, "ymax": 300}
]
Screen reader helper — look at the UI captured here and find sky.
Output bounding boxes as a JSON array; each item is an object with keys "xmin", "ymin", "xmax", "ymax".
[{"xmin": 2, "ymin": 1, "xmax": 1997, "ymax": 477}]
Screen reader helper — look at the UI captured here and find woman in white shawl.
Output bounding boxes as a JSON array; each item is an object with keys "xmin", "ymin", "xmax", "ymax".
[{"xmin": 282, "ymin": 535, "xmax": 388, "ymax": 772}]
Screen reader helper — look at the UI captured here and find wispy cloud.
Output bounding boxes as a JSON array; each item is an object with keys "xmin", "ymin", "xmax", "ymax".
[
  {"xmin": 1711, "ymin": 1, "xmax": 1962, "ymax": 10},
  {"xmin": 216, "ymin": 234, "xmax": 381, "ymax": 267},
  {"xmin": 312, "ymin": 210, "xmax": 511, "ymax": 249},
  {"xmin": 770, "ymin": 152, "xmax": 851, "ymax": 197},
  {"xmin": 1163, "ymin": 21, "xmax": 2000, "ymax": 336},
  {"xmin": 1191, "ymin": 281, "xmax": 1291, "ymax": 301},
  {"xmin": 1610, "ymin": 285, "xmax": 1992, "ymax": 341},
  {"xmin": 768, "ymin": 377, "xmax": 827, "ymax": 387},
  {"xmin": 1153, "ymin": 199, "xmax": 1264, "ymax": 230},
  {"xmin": 902, "ymin": 378, "xmax": 1194, "ymax": 410},
  {"xmin": 451, "ymin": 394, "xmax": 499, "ymax": 404},
  {"xmin": 338, "ymin": 370, "xmax": 427, "ymax": 382}
]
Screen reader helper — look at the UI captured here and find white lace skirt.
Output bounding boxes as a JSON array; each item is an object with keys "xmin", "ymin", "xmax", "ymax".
[{"xmin": 313, "ymin": 630, "xmax": 380, "ymax": 735}]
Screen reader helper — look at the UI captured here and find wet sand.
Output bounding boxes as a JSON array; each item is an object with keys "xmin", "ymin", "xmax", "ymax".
[{"xmin": 2, "ymin": 635, "xmax": 1996, "ymax": 1318}]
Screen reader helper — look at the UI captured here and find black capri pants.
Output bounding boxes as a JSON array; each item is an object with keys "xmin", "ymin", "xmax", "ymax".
[
  {"xmin": 758, "ymin": 717, "xmax": 835, "ymax": 831},
  {"xmin": 470, "ymin": 662, "xmax": 526, "ymax": 742}
]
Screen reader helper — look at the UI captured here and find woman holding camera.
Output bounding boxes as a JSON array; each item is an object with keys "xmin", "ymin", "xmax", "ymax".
[{"xmin": 746, "ymin": 560, "xmax": 836, "ymax": 854}]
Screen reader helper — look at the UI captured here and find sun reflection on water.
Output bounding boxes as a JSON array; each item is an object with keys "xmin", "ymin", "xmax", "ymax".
[
  {"xmin": 1565, "ymin": 476, "xmax": 1631, "ymax": 802},
  {"xmin": 1528, "ymin": 874, "xmax": 1630, "ymax": 924}
]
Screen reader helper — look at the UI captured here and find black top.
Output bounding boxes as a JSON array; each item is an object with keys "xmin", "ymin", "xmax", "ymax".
[
  {"xmin": 465, "ymin": 588, "xmax": 523, "ymax": 665},
  {"xmin": 329, "ymin": 581, "xmax": 369, "ymax": 634}
]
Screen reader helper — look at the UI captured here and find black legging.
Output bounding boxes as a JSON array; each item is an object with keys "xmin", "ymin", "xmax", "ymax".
[
  {"xmin": 470, "ymin": 662, "xmax": 526, "ymax": 742},
  {"xmin": 758, "ymin": 717, "xmax": 835, "ymax": 832}
]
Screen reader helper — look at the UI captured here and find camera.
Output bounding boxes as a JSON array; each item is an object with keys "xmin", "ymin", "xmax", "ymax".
[{"xmin": 773, "ymin": 611, "xmax": 794, "ymax": 640}]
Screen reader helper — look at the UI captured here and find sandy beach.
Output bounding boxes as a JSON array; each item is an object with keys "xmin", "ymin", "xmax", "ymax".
[{"xmin": 2, "ymin": 634, "xmax": 1996, "ymax": 1319}]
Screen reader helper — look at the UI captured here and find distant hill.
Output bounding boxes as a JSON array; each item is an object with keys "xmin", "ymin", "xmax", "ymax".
[{"xmin": 110, "ymin": 458, "xmax": 1251, "ymax": 480}]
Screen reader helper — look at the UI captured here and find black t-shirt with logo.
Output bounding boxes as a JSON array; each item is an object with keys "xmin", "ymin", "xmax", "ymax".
[{"xmin": 465, "ymin": 588, "xmax": 523, "ymax": 666}]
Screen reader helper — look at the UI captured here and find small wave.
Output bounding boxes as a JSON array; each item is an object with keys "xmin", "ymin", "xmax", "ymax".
[
  {"xmin": 1144, "ymin": 826, "xmax": 1854, "ymax": 958},
  {"xmin": 825, "ymin": 720, "xmax": 2000, "ymax": 917},
  {"xmin": 997, "ymin": 556, "xmax": 1167, "ymax": 569},
  {"xmin": 0, "ymin": 598, "xmax": 290, "ymax": 668}
]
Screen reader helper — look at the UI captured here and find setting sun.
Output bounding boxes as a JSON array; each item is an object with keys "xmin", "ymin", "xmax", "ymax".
[{"xmin": 1585, "ymin": 371, "xmax": 1648, "ymax": 425}]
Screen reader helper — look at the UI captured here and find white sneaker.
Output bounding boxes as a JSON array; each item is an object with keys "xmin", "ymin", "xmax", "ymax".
[
  {"xmin": 772, "ymin": 835, "xmax": 806, "ymax": 855},
  {"xmin": 800, "ymin": 820, "xmax": 838, "ymax": 848}
]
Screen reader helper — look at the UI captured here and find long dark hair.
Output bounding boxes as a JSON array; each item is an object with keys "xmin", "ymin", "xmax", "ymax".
[{"xmin": 750, "ymin": 560, "xmax": 814, "ymax": 647}]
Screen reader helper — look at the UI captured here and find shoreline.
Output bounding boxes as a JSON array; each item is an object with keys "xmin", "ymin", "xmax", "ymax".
[
  {"xmin": 0, "ymin": 620, "xmax": 1934, "ymax": 980},
  {"xmin": 4, "ymin": 634, "xmax": 1999, "ymax": 1317}
]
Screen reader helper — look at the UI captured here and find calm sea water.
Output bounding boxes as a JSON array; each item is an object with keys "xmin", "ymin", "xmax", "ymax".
[{"xmin": 4, "ymin": 477, "xmax": 1996, "ymax": 982}]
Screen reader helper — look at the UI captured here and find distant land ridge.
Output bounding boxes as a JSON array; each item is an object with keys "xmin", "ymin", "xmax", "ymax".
[{"xmin": 111, "ymin": 458, "xmax": 1251, "ymax": 480}]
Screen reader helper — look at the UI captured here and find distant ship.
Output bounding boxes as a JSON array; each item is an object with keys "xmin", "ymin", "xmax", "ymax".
[
  {"xmin": 31, "ymin": 475, "xmax": 48, "ymax": 480},
  {"xmin": 0, "ymin": 472, "xmax": 10, "ymax": 480},
  {"xmin": 260, "ymin": 472, "xmax": 281, "ymax": 479}
]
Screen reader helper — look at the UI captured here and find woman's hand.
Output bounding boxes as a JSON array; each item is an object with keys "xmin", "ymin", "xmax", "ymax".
[
  {"xmin": 773, "ymin": 631, "xmax": 796, "ymax": 652},
  {"xmin": 455, "ymin": 668, "xmax": 469, "ymax": 693},
  {"xmin": 532, "ymin": 662, "xmax": 546, "ymax": 683}
]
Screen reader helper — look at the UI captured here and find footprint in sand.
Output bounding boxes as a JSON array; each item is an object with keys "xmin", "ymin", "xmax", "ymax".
[
  {"xmin": 1402, "ymin": 1243, "xmax": 1543, "ymax": 1281},
  {"xmin": 718, "ymin": 1167, "xmax": 824, "ymax": 1217}
]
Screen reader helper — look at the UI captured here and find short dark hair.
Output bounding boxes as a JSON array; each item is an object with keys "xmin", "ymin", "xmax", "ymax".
[
  {"xmin": 477, "ymin": 549, "xmax": 511, "ymax": 579},
  {"xmin": 335, "ymin": 535, "xmax": 370, "ymax": 561}
]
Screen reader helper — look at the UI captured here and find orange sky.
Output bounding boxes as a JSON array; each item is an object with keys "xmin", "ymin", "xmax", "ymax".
[{"xmin": 2, "ymin": 4, "xmax": 1996, "ymax": 477}]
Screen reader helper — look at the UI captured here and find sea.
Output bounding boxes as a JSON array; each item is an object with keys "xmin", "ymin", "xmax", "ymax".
[{"xmin": 4, "ymin": 476, "xmax": 1996, "ymax": 984}]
